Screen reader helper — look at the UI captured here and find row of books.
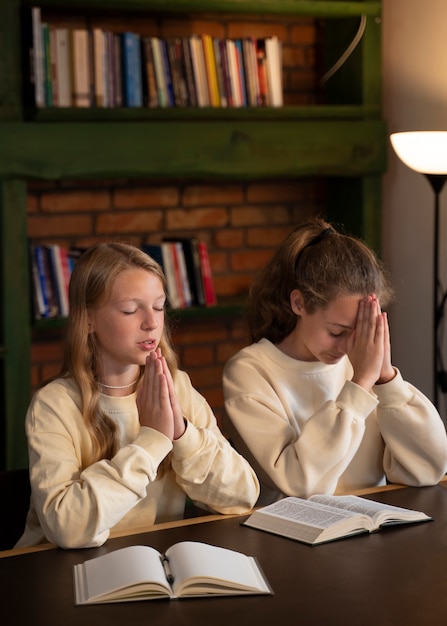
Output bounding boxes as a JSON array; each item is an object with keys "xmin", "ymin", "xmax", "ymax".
[
  {"xmin": 30, "ymin": 238, "xmax": 216, "ymax": 319},
  {"xmin": 29, "ymin": 7, "xmax": 283, "ymax": 109},
  {"xmin": 143, "ymin": 239, "xmax": 217, "ymax": 310}
]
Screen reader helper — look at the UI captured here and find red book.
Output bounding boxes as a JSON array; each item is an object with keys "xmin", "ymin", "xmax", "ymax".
[{"xmin": 198, "ymin": 241, "xmax": 217, "ymax": 306}]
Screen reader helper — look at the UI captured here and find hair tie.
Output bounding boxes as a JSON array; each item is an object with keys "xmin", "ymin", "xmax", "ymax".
[{"xmin": 295, "ymin": 227, "xmax": 334, "ymax": 272}]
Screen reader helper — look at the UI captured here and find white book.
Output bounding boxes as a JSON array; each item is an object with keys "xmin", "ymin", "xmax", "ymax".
[
  {"xmin": 71, "ymin": 29, "xmax": 90, "ymax": 107},
  {"xmin": 73, "ymin": 541, "xmax": 272, "ymax": 604},
  {"xmin": 190, "ymin": 35, "xmax": 210, "ymax": 107},
  {"xmin": 265, "ymin": 36, "xmax": 283, "ymax": 107},
  {"xmin": 93, "ymin": 28, "xmax": 107, "ymax": 107},
  {"xmin": 54, "ymin": 28, "xmax": 72, "ymax": 107},
  {"xmin": 161, "ymin": 242, "xmax": 182, "ymax": 308},
  {"xmin": 174, "ymin": 241, "xmax": 192, "ymax": 307},
  {"xmin": 243, "ymin": 494, "xmax": 432, "ymax": 546}
]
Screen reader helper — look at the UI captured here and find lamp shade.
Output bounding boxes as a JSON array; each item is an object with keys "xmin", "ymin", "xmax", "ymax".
[{"xmin": 390, "ymin": 131, "xmax": 447, "ymax": 174}]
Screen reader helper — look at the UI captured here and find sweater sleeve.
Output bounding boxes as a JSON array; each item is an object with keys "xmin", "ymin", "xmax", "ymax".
[
  {"xmin": 223, "ymin": 356, "xmax": 378, "ymax": 499},
  {"xmin": 26, "ymin": 387, "xmax": 173, "ymax": 548},
  {"xmin": 170, "ymin": 372, "xmax": 260, "ymax": 513},
  {"xmin": 373, "ymin": 369, "xmax": 447, "ymax": 485}
]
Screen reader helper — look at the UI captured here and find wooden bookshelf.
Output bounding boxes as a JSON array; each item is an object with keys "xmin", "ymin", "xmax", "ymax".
[{"xmin": 0, "ymin": 0, "xmax": 385, "ymax": 469}]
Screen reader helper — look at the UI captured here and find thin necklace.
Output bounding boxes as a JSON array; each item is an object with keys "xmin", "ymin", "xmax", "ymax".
[{"xmin": 98, "ymin": 378, "xmax": 138, "ymax": 390}]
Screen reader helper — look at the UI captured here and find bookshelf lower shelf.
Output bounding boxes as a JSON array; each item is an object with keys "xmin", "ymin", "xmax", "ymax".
[
  {"xmin": 32, "ymin": 299, "xmax": 246, "ymax": 331},
  {"xmin": 0, "ymin": 117, "xmax": 386, "ymax": 180}
]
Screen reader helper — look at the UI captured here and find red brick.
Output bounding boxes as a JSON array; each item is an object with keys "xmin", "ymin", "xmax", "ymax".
[
  {"xmin": 227, "ymin": 22, "xmax": 287, "ymax": 41},
  {"xmin": 214, "ymin": 228, "xmax": 244, "ymax": 249},
  {"xmin": 41, "ymin": 190, "xmax": 111, "ymax": 212},
  {"xmin": 290, "ymin": 22, "xmax": 318, "ymax": 45},
  {"xmin": 213, "ymin": 273, "xmax": 253, "ymax": 297},
  {"xmin": 230, "ymin": 205, "xmax": 291, "ymax": 226},
  {"xmin": 247, "ymin": 182, "xmax": 308, "ymax": 204},
  {"xmin": 166, "ymin": 208, "xmax": 228, "ymax": 230},
  {"xmin": 113, "ymin": 186, "xmax": 179, "ymax": 209},
  {"xmin": 183, "ymin": 185, "xmax": 243, "ymax": 206},
  {"xmin": 230, "ymin": 249, "xmax": 272, "ymax": 272},
  {"xmin": 96, "ymin": 210, "xmax": 164, "ymax": 234},
  {"xmin": 161, "ymin": 19, "xmax": 225, "ymax": 39},
  {"xmin": 28, "ymin": 214, "xmax": 92, "ymax": 238},
  {"xmin": 247, "ymin": 226, "xmax": 293, "ymax": 247}
]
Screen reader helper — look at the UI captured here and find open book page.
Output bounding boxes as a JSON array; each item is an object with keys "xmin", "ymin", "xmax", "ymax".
[
  {"xmin": 74, "ymin": 545, "xmax": 170, "ymax": 604},
  {"xmin": 309, "ymin": 494, "xmax": 432, "ymax": 528},
  {"xmin": 243, "ymin": 497, "xmax": 372, "ymax": 545},
  {"xmin": 166, "ymin": 541, "xmax": 272, "ymax": 596}
]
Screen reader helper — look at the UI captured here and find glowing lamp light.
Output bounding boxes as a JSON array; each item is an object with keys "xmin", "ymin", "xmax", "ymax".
[{"xmin": 390, "ymin": 131, "xmax": 447, "ymax": 410}]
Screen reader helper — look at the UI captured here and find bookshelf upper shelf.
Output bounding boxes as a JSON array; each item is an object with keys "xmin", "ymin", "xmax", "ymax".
[{"xmin": 22, "ymin": 1, "xmax": 382, "ymax": 18}]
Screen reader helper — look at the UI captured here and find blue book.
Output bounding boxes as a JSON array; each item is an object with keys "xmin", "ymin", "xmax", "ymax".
[{"xmin": 121, "ymin": 32, "xmax": 143, "ymax": 107}]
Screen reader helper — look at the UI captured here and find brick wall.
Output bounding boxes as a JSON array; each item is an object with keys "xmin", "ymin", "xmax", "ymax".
[
  {"xmin": 28, "ymin": 178, "xmax": 325, "ymax": 427},
  {"xmin": 27, "ymin": 10, "xmax": 325, "ymax": 427}
]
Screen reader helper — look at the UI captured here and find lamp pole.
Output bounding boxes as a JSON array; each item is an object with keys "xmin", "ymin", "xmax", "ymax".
[{"xmin": 426, "ymin": 174, "xmax": 447, "ymax": 409}]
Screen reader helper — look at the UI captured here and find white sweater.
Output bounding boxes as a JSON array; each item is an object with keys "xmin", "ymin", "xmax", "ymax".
[
  {"xmin": 223, "ymin": 338, "xmax": 447, "ymax": 505},
  {"xmin": 16, "ymin": 371, "xmax": 259, "ymax": 549}
]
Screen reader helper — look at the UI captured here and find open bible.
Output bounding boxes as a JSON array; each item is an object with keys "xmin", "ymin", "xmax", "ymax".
[
  {"xmin": 73, "ymin": 540, "xmax": 272, "ymax": 604},
  {"xmin": 243, "ymin": 494, "xmax": 432, "ymax": 546}
]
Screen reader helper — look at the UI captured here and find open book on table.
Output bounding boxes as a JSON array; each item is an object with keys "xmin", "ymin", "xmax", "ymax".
[
  {"xmin": 73, "ymin": 540, "xmax": 273, "ymax": 604},
  {"xmin": 243, "ymin": 494, "xmax": 432, "ymax": 546}
]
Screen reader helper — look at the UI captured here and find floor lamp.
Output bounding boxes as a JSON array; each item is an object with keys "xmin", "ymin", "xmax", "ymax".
[{"xmin": 390, "ymin": 131, "xmax": 447, "ymax": 410}]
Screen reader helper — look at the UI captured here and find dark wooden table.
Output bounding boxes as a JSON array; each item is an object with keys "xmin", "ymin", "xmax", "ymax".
[{"xmin": 2, "ymin": 483, "xmax": 447, "ymax": 626}]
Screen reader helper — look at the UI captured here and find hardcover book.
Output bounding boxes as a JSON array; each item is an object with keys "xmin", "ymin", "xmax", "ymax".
[
  {"xmin": 73, "ymin": 541, "xmax": 272, "ymax": 604},
  {"xmin": 243, "ymin": 494, "xmax": 432, "ymax": 546}
]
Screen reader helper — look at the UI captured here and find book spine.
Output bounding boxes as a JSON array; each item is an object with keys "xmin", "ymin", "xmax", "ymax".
[
  {"xmin": 226, "ymin": 39, "xmax": 241, "ymax": 107},
  {"xmin": 121, "ymin": 32, "xmax": 143, "ymax": 107},
  {"xmin": 198, "ymin": 241, "xmax": 217, "ymax": 306},
  {"xmin": 150, "ymin": 37, "xmax": 169, "ymax": 107},
  {"xmin": 190, "ymin": 35, "xmax": 209, "ymax": 107},
  {"xmin": 181, "ymin": 37, "xmax": 197, "ymax": 107},
  {"xmin": 166, "ymin": 38, "xmax": 188, "ymax": 107},
  {"xmin": 169, "ymin": 242, "xmax": 186, "ymax": 308},
  {"xmin": 265, "ymin": 36, "xmax": 283, "ymax": 107},
  {"xmin": 142, "ymin": 37, "xmax": 158, "ymax": 107},
  {"xmin": 234, "ymin": 39, "xmax": 247, "ymax": 107},
  {"xmin": 54, "ymin": 28, "xmax": 72, "ymax": 107},
  {"xmin": 31, "ymin": 7, "xmax": 45, "ymax": 107},
  {"xmin": 161, "ymin": 242, "xmax": 182, "ymax": 308},
  {"xmin": 218, "ymin": 39, "xmax": 232, "ymax": 107},
  {"xmin": 242, "ymin": 38, "xmax": 259, "ymax": 107},
  {"xmin": 48, "ymin": 244, "xmax": 70, "ymax": 317},
  {"xmin": 256, "ymin": 38, "xmax": 269, "ymax": 107},
  {"xmin": 42, "ymin": 22, "xmax": 53, "ymax": 106},
  {"xmin": 160, "ymin": 39, "xmax": 175, "ymax": 107},
  {"xmin": 173, "ymin": 241, "xmax": 192, "ymax": 307},
  {"xmin": 71, "ymin": 29, "xmax": 91, "ymax": 107},
  {"xmin": 93, "ymin": 28, "xmax": 106, "ymax": 107},
  {"xmin": 30, "ymin": 245, "xmax": 47, "ymax": 318},
  {"xmin": 213, "ymin": 38, "xmax": 227, "ymax": 108},
  {"xmin": 201, "ymin": 34, "xmax": 220, "ymax": 107}
]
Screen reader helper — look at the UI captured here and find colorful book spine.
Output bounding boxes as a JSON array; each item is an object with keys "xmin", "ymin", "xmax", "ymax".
[
  {"xmin": 198, "ymin": 241, "xmax": 217, "ymax": 306},
  {"xmin": 121, "ymin": 32, "xmax": 143, "ymax": 107}
]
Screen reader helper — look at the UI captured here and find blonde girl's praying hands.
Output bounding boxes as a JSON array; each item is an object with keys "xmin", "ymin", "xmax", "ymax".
[{"xmin": 137, "ymin": 348, "xmax": 186, "ymax": 441}]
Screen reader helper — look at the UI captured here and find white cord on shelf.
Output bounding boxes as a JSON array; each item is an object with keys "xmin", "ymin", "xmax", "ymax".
[{"xmin": 320, "ymin": 14, "xmax": 367, "ymax": 85}]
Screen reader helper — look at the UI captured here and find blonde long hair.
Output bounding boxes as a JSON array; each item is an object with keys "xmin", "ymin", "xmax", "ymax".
[{"xmin": 61, "ymin": 242, "xmax": 178, "ymax": 463}]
